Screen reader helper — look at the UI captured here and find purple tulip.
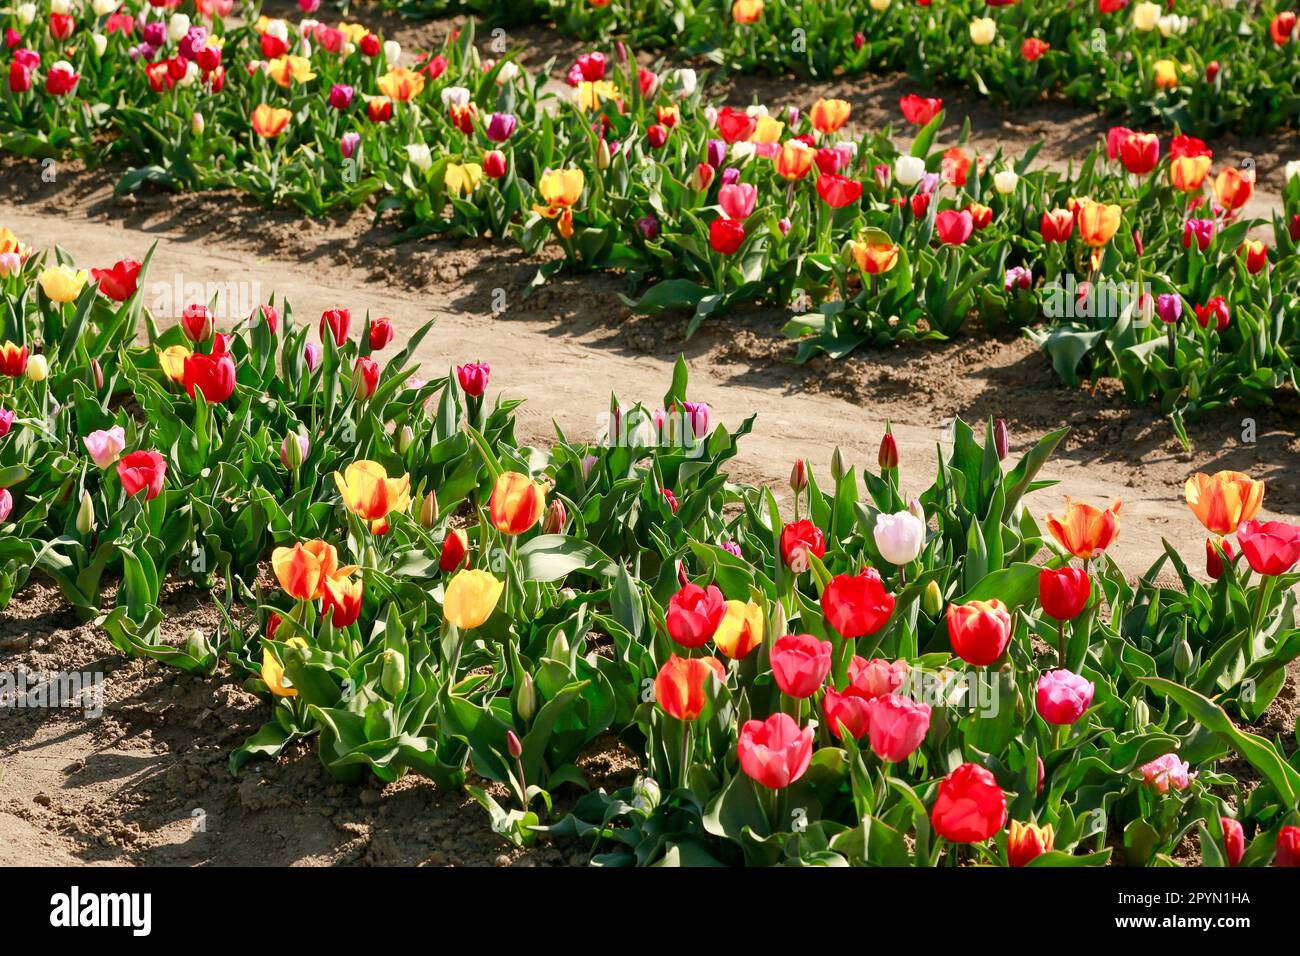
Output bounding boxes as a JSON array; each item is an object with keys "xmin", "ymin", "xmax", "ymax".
[
  {"xmin": 1155, "ymin": 293, "xmax": 1182, "ymax": 325},
  {"xmin": 720, "ymin": 167, "xmax": 740, "ymax": 187},
  {"xmin": 142, "ymin": 20, "xmax": 165, "ymax": 47},
  {"xmin": 706, "ymin": 138, "xmax": 726, "ymax": 168},
  {"xmin": 329, "ymin": 84, "xmax": 354, "ymax": 110},
  {"xmin": 681, "ymin": 400, "xmax": 710, "ymax": 438},
  {"xmin": 178, "ymin": 26, "xmax": 208, "ymax": 61},
  {"xmin": 486, "ymin": 112, "xmax": 517, "ymax": 142},
  {"xmin": 636, "ymin": 215, "xmax": 660, "ymax": 241},
  {"xmin": 303, "ymin": 342, "xmax": 323, "ymax": 372}
]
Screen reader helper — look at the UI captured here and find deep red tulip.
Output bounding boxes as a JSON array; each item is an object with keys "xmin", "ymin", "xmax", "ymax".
[
  {"xmin": 440, "ymin": 529, "xmax": 469, "ymax": 573},
  {"xmin": 456, "ymin": 361, "xmax": 490, "ymax": 396},
  {"xmin": 930, "ymin": 763, "xmax": 1007, "ymax": 843},
  {"xmin": 815, "ymin": 174, "xmax": 863, "ymax": 208},
  {"xmin": 1276, "ymin": 825, "xmax": 1300, "ymax": 866},
  {"xmin": 320, "ymin": 307, "xmax": 351, "ymax": 345},
  {"xmin": 91, "ymin": 259, "xmax": 141, "ymax": 302},
  {"xmin": 1038, "ymin": 566, "xmax": 1090, "ymax": 620},
  {"xmin": 779, "ymin": 519, "xmax": 826, "ymax": 571},
  {"xmin": 368, "ymin": 317, "xmax": 395, "ymax": 351},
  {"xmin": 1220, "ymin": 818, "xmax": 1245, "ymax": 867},
  {"xmin": 253, "ymin": 304, "xmax": 280, "ymax": 336},
  {"xmin": 879, "ymin": 432, "xmax": 899, "ymax": 469},
  {"xmin": 709, "ymin": 217, "xmax": 745, "ymax": 255},
  {"xmin": 1205, "ymin": 536, "xmax": 1236, "ymax": 580},
  {"xmin": 665, "ymin": 582, "xmax": 726, "ymax": 648},
  {"xmin": 822, "ymin": 568, "xmax": 896, "ymax": 639}
]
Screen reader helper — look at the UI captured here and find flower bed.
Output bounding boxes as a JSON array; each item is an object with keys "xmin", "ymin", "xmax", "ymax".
[{"xmin": 1, "ymin": 240, "xmax": 1299, "ymax": 866}]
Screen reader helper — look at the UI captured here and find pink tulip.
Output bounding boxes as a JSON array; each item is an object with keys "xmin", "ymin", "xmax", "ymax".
[
  {"xmin": 770, "ymin": 633, "xmax": 832, "ymax": 699},
  {"xmin": 866, "ymin": 694, "xmax": 931, "ymax": 762},
  {"xmin": 1140, "ymin": 753, "xmax": 1195, "ymax": 793},
  {"xmin": 718, "ymin": 182, "xmax": 757, "ymax": 220},
  {"xmin": 737, "ymin": 712, "xmax": 813, "ymax": 790},
  {"xmin": 83, "ymin": 426, "xmax": 126, "ymax": 469},
  {"xmin": 0, "ymin": 487, "xmax": 11, "ymax": 523},
  {"xmin": 1035, "ymin": 669, "xmax": 1095, "ymax": 725}
]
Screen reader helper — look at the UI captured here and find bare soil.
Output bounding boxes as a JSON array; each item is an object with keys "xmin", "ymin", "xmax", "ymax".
[{"xmin": 1, "ymin": 9, "xmax": 1297, "ymax": 866}]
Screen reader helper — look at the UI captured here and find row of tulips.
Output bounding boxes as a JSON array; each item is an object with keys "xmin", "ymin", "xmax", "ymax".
[
  {"xmin": 397, "ymin": 0, "xmax": 1300, "ymax": 137},
  {"xmin": 3, "ymin": 7, "xmax": 1298, "ymax": 431},
  {"xmin": 4, "ymin": 237, "xmax": 1300, "ymax": 864}
]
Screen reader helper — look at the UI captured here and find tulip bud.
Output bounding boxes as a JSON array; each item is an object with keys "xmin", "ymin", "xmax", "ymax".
[
  {"xmin": 183, "ymin": 628, "xmax": 211, "ymax": 661},
  {"xmin": 830, "ymin": 446, "xmax": 845, "ymax": 482},
  {"xmin": 26, "ymin": 354, "xmax": 48, "ymax": 382},
  {"xmin": 878, "ymin": 431, "xmax": 899, "ymax": 470},
  {"xmin": 542, "ymin": 498, "xmax": 567, "ymax": 534},
  {"xmin": 1174, "ymin": 639, "xmax": 1194, "ymax": 674},
  {"xmin": 515, "ymin": 671, "xmax": 537, "ymax": 722},
  {"xmin": 280, "ymin": 432, "xmax": 308, "ymax": 470},
  {"xmin": 922, "ymin": 579, "xmax": 943, "ymax": 617},
  {"xmin": 993, "ymin": 419, "xmax": 1010, "ymax": 460},
  {"xmin": 1128, "ymin": 698, "xmax": 1150, "ymax": 732},
  {"xmin": 993, "ymin": 169, "xmax": 1018, "ymax": 195},
  {"xmin": 76, "ymin": 490, "xmax": 95, "ymax": 535},
  {"xmin": 89, "ymin": 358, "xmax": 103, "ymax": 391},
  {"xmin": 381, "ymin": 648, "xmax": 407, "ymax": 696},
  {"xmin": 789, "ymin": 458, "xmax": 808, "ymax": 493},
  {"xmin": 419, "ymin": 490, "xmax": 439, "ymax": 529},
  {"xmin": 506, "ymin": 729, "xmax": 523, "ymax": 759},
  {"xmin": 631, "ymin": 775, "xmax": 661, "ymax": 812},
  {"xmin": 550, "ymin": 630, "xmax": 570, "ymax": 660},
  {"xmin": 597, "ymin": 138, "xmax": 612, "ymax": 170},
  {"xmin": 907, "ymin": 497, "xmax": 925, "ymax": 526},
  {"xmin": 191, "ymin": 111, "xmax": 205, "ymax": 136},
  {"xmin": 398, "ymin": 424, "xmax": 414, "ymax": 454}
]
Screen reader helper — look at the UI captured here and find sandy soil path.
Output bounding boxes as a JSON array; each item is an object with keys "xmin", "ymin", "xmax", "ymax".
[{"xmin": 4, "ymin": 202, "xmax": 1293, "ymax": 577}]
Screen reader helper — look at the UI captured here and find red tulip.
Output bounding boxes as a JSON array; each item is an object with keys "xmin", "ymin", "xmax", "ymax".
[
  {"xmin": 715, "ymin": 106, "xmax": 756, "ymax": 144},
  {"xmin": 1118, "ymin": 132, "xmax": 1159, "ymax": 175},
  {"xmin": 440, "ymin": 529, "xmax": 469, "ymax": 573},
  {"xmin": 899, "ymin": 94, "xmax": 943, "ymax": 126},
  {"xmin": 946, "ymin": 599, "xmax": 1011, "ymax": 666},
  {"xmin": 117, "ymin": 449, "xmax": 167, "ymax": 500},
  {"xmin": 1193, "ymin": 296, "xmax": 1230, "ymax": 332},
  {"xmin": 1038, "ymin": 566, "xmax": 1090, "ymax": 620},
  {"xmin": 865, "ymin": 693, "xmax": 931, "ymax": 762},
  {"xmin": 770, "ymin": 633, "xmax": 832, "ymax": 698},
  {"xmin": 821, "ymin": 568, "xmax": 896, "ymax": 639},
  {"xmin": 646, "ymin": 123, "xmax": 668, "ymax": 149},
  {"xmin": 91, "ymin": 259, "xmax": 141, "ymax": 302},
  {"xmin": 1276, "ymin": 825, "xmax": 1300, "ymax": 866},
  {"xmin": 8, "ymin": 61, "xmax": 32, "ymax": 93},
  {"xmin": 1220, "ymin": 818, "xmax": 1245, "ymax": 867},
  {"xmin": 320, "ymin": 307, "xmax": 351, "ymax": 344},
  {"xmin": 1040, "ymin": 209, "xmax": 1074, "ymax": 243},
  {"xmin": 353, "ymin": 356, "xmax": 380, "ymax": 399},
  {"xmin": 44, "ymin": 61, "xmax": 78, "ymax": 96},
  {"xmin": 253, "ymin": 304, "xmax": 280, "ymax": 336},
  {"xmin": 823, "ymin": 685, "xmax": 873, "ymax": 740},
  {"xmin": 180, "ymin": 303, "xmax": 214, "ymax": 342},
  {"xmin": 654, "ymin": 654, "xmax": 724, "ymax": 721},
  {"xmin": 815, "ymin": 174, "xmax": 862, "ymax": 208},
  {"xmin": 1007, "ymin": 820, "xmax": 1054, "ymax": 866},
  {"xmin": 1021, "ymin": 37, "xmax": 1050, "ymax": 61},
  {"xmin": 849, "ymin": 656, "xmax": 909, "ymax": 698},
  {"xmin": 322, "ymin": 573, "xmax": 363, "ymax": 627},
  {"xmin": 368, "ymin": 317, "xmax": 395, "ymax": 351},
  {"xmin": 182, "ymin": 340, "xmax": 236, "ymax": 404},
  {"xmin": 49, "ymin": 12, "xmax": 74, "ymax": 40},
  {"xmin": 665, "ymin": 582, "xmax": 726, "ymax": 648},
  {"xmin": 1205, "ymin": 536, "xmax": 1235, "ymax": 580},
  {"xmin": 1237, "ymin": 520, "xmax": 1300, "ymax": 576},
  {"xmin": 930, "ymin": 763, "xmax": 1007, "ymax": 843},
  {"xmin": 879, "ymin": 431, "xmax": 899, "ymax": 469},
  {"xmin": 1270, "ymin": 11, "xmax": 1297, "ymax": 45},
  {"xmin": 737, "ymin": 712, "xmax": 813, "ymax": 789},
  {"xmin": 779, "ymin": 519, "xmax": 826, "ymax": 571},
  {"xmin": 709, "ymin": 217, "xmax": 745, "ymax": 255},
  {"xmin": 935, "ymin": 209, "xmax": 973, "ymax": 245},
  {"xmin": 910, "ymin": 192, "xmax": 930, "ymax": 218},
  {"xmin": 483, "ymin": 149, "xmax": 508, "ymax": 179}
]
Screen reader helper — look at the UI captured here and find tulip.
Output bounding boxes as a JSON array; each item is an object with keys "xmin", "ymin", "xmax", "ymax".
[
  {"xmin": 822, "ymin": 568, "xmax": 896, "ymax": 639},
  {"xmin": 1194, "ymin": 297, "xmax": 1230, "ymax": 332},
  {"xmin": 116, "ymin": 450, "xmax": 167, "ymax": 500},
  {"xmin": 444, "ymin": 569, "xmax": 504, "ymax": 629},
  {"xmin": 541, "ymin": 498, "xmax": 567, "ymax": 535},
  {"xmin": 334, "ymin": 460, "xmax": 411, "ymax": 530},
  {"xmin": 770, "ymin": 634, "xmax": 832, "ymax": 699},
  {"xmin": 810, "ymin": 97, "xmax": 851, "ymax": 133},
  {"xmin": 1205, "ymin": 535, "xmax": 1235, "ymax": 580},
  {"xmin": 779, "ymin": 519, "xmax": 826, "ymax": 571},
  {"xmin": 183, "ymin": 340, "xmax": 236, "ymax": 404},
  {"xmin": 261, "ymin": 639, "xmax": 307, "ymax": 697},
  {"xmin": 665, "ymin": 582, "xmax": 726, "ymax": 648},
  {"xmin": 894, "ymin": 155, "xmax": 926, "ymax": 188},
  {"xmin": 90, "ymin": 259, "xmax": 141, "ymax": 302},
  {"xmin": 485, "ymin": 111, "xmax": 517, "ymax": 143},
  {"xmin": 815, "ymin": 174, "xmax": 863, "ymax": 208},
  {"xmin": 1076, "ymin": 200, "xmax": 1120, "ymax": 248},
  {"xmin": 1183, "ymin": 471, "xmax": 1264, "ymax": 535},
  {"xmin": 1240, "ymin": 239, "xmax": 1268, "ymax": 274},
  {"xmin": 340, "ymin": 132, "xmax": 361, "ymax": 159},
  {"xmin": 873, "ymin": 511, "xmax": 925, "ymax": 565},
  {"xmin": 456, "ymin": 361, "xmax": 490, "ymax": 396},
  {"xmin": 1220, "ymin": 818, "xmax": 1245, "ymax": 867},
  {"xmin": 251, "ymin": 103, "xmax": 291, "ymax": 138},
  {"xmin": 662, "ymin": 488, "xmax": 679, "ymax": 514},
  {"xmin": 302, "ymin": 342, "xmax": 323, "ymax": 373},
  {"xmin": 25, "ymin": 355, "xmax": 47, "ymax": 382},
  {"xmin": 969, "ymin": 17, "xmax": 996, "ymax": 44},
  {"xmin": 1271, "ymin": 11, "xmax": 1297, "ymax": 45},
  {"xmin": 713, "ymin": 599, "xmax": 764, "ymax": 659},
  {"xmin": 1021, "ymin": 37, "xmax": 1050, "ymax": 61},
  {"xmin": 1007, "ymin": 820, "xmax": 1054, "ymax": 866},
  {"xmin": 83, "ymin": 426, "xmax": 126, "ymax": 469},
  {"xmin": 737, "ymin": 713, "xmax": 813, "ymax": 789},
  {"xmin": 946, "ymin": 599, "xmax": 1011, "ymax": 666},
  {"xmin": 899, "ymin": 94, "xmax": 942, "ymax": 126},
  {"xmin": 322, "ymin": 572, "xmax": 363, "ymax": 626},
  {"xmin": 1169, "ymin": 155, "xmax": 1212, "ymax": 192},
  {"xmin": 1118, "ymin": 132, "xmax": 1159, "ymax": 174},
  {"xmin": 935, "ymin": 209, "xmax": 973, "ymax": 245},
  {"xmin": 39, "ymin": 264, "xmax": 88, "ymax": 303},
  {"xmin": 878, "ymin": 431, "xmax": 899, "ymax": 470},
  {"xmin": 1182, "ymin": 218, "xmax": 1215, "ymax": 252},
  {"xmin": 1155, "ymin": 293, "xmax": 1182, "ymax": 324},
  {"xmin": 931, "ymin": 763, "xmax": 1006, "ymax": 843},
  {"xmin": 1040, "ymin": 208, "xmax": 1073, "ymax": 243},
  {"xmin": 0, "ymin": 341, "xmax": 27, "ymax": 377},
  {"xmin": 1038, "ymin": 566, "xmax": 1090, "ymax": 620},
  {"xmin": 320, "ymin": 307, "xmax": 350, "ymax": 345},
  {"xmin": 866, "ymin": 693, "xmax": 931, "ymax": 762},
  {"xmin": 993, "ymin": 418, "xmax": 1011, "ymax": 458},
  {"xmin": 1036, "ymin": 669, "xmax": 1094, "ymax": 725},
  {"xmin": 993, "ymin": 169, "xmax": 1019, "ymax": 194},
  {"xmin": 279, "ymin": 432, "xmax": 309, "ymax": 471},
  {"xmin": 1236, "ymin": 520, "xmax": 1300, "ymax": 576},
  {"xmin": 271, "ymin": 540, "xmax": 340, "ymax": 601},
  {"xmin": 1276, "ymin": 826, "xmax": 1300, "ymax": 867},
  {"xmin": 45, "ymin": 60, "xmax": 78, "ymax": 96},
  {"xmin": 1214, "ymin": 167, "xmax": 1254, "ymax": 211},
  {"xmin": 490, "ymin": 471, "xmax": 546, "ymax": 535},
  {"xmin": 440, "ymin": 528, "xmax": 469, "ymax": 573},
  {"xmin": 328, "ymin": 83, "xmax": 354, "ymax": 110},
  {"xmin": 1153, "ymin": 59, "xmax": 1180, "ymax": 90},
  {"xmin": 941, "ymin": 148, "xmax": 971, "ymax": 187},
  {"xmin": 0, "ymin": 487, "xmax": 11, "ymax": 523},
  {"xmin": 718, "ymin": 182, "xmax": 757, "ymax": 220},
  {"xmin": 851, "ymin": 240, "xmax": 898, "ymax": 275},
  {"xmin": 1140, "ymin": 753, "xmax": 1195, "ymax": 793},
  {"xmin": 774, "ymin": 140, "xmax": 814, "ymax": 180},
  {"xmin": 709, "ymin": 217, "xmax": 745, "ymax": 255},
  {"xmin": 655, "ymin": 654, "xmax": 724, "ymax": 721},
  {"xmin": 353, "ymin": 356, "xmax": 380, "ymax": 400},
  {"xmin": 789, "ymin": 459, "xmax": 808, "ymax": 494},
  {"xmin": 0, "ymin": 409, "xmax": 11, "ymax": 438},
  {"xmin": 1046, "ymin": 498, "xmax": 1122, "ymax": 559}
]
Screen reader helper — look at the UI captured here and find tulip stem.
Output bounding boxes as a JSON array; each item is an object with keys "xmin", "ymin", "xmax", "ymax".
[
  {"xmin": 679, "ymin": 725, "xmax": 692, "ymax": 792},
  {"xmin": 1057, "ymin": 619, "xmax": 1068, "ymax": 671}
]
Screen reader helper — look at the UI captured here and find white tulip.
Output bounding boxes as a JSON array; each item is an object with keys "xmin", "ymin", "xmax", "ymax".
[
  {"xmin": 969, "ymin": 17, "xmax": 996, "ymax": 45},
  {"xmin": 16, "ymin": 3, "xmax": 37, "ymax": 25},
  {"xmin": 994, "ymin": 169, "xmax": 1019, "ymax": 194},
  {"xmin": 895, "ymin": 155, "xmax": 926, "ymax": 187},
  {"xmin": 167, "ymin": 13, "xmax": 191, "ymax": 43},
  {"xmin": 406, "ymin": 143, "xmax": 432, "ymax": 171},
  {"xmin": 91, "ymin": 33, "xmax": 106, "ymax": 57},
  {"xmin": 92, "ymin": 0, "xmax": 118, "ymax": 16},
  {"xmin": 1286, "ymin": 160, "xmax": 1300, "ymax": 184},
  {"xmin": 441, "ymin": 85, "xmax": 470, "ymax": 109},
  {"xmin": 673, "ymin": 68, "xmax": 696, "ymax": 98},
  {"xmin": 874, "ymin": 511, "xmax": 926, "ymax": 566},
  {"xmin": 383, "ymin": 40, "xmax": 400, "ymax": 66},
  {"xmin": 1132, "ymin": 1, "xmax": 1160, "ymax": 31}
]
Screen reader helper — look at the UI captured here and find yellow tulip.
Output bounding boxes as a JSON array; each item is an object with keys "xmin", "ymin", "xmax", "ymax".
[
  {"xmin": 1153, "ymin": 59, "xmax": 1180, "ymax": 90},
  {"xmin": 750, "ymin": 115, "xmax": 784, "ymax": 144},
  {"xmin": 0, "ymin": 226, "xmax": 31, "ymax": 260},
  {"xmin": 267, "ymin": 55, "xmax": 315, "ymax": 87},
  {"xmin": 576, "ymin": 79, "xmax": 619, "ymax": 112},
  {"xmin": 333, "ymin": 460, "xmax": 411, "ymax": 532},
  {"xmin": 376, "ymin": 66, "xmax": 425, "ymax": 101},
  {"xmin": 538, "ymin": 168, "xmax": 585, "ymax": 208},
  {"xmin": 712, "ymin": 599, "xmax": 764, "ymax": 659},
  {"xmin": 969, "ymin": 17, "xmax": 997, "ymax": 45},
  {"xmin": 39, "ymin": 264, "xmax": 88, "ymax": 303},
  {"xmin": 261, "ymin": 636, "xmax": 308, "ymax": 697},
  {"xmin": 159, "ymin": 344, "xmax": 191, "ymax": 383},
  {"xmin": 25, "ymin": 354, "xmax": 48, "ymax": 382},
  {"xmin": 445, "ymin": 162, "xmax": 484, "ymax": 197},
  {"xmin": 444, "ymin": 569, "xmax": 504, "ymax": 629}
]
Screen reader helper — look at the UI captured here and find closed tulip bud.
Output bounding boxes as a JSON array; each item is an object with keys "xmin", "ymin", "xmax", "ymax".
[
  {"xmin": 1220, "ymin": 818, "xmax": 1245, "ymax": 867},
  {"xmin": 922, "ymin": 579, "xmax": 943, "ymax": 617},
  {"xmin": 1129, "ymin": 698, "xmax": 1150, "ymax": 732},
  {"xmin": 398, "ymin": 424, "xmax": 414, "ymax": 454},
  {"xmin": 280, "ymin": 432, "xmax": 308, "ymax": 470},
  {"xmin": 419, "ymin": 490, "xmax": 439, "ymax": 529},
  {"xmin": 830, "ymin": 446, "xmax": 845, "ymax": 482},
  {"xmin": 26, "ymin": 354, "xmax": 48, "ymax": 382},
  {"xmin": 631, "ymin": 775, "xmax": 661, "ymax": 812},
  {"xmin": 184, "ymin": 628, "xmax": 211, "ymax": 660},
  {"xmin": 506, "ymin": 729, "xmax": 524, "ymax": 759},
  {"xmin": 515, "ymin": 671, "xmax": 537, "ymax": 722},
  {"xmin": 895, "ymin": 155, "xmax": 925, "ymax": 187},
  {"xmin": 89, "ymin": 358, "xmax": 103, "ymax": 391},
  {"xmin": 191, "ymin": 111, "xmax": 204, "ymax": 136},
  {"xmin": 483, "ymin": 149, "xmax": 508, "ymax": 179},
  {"xmin": 1174, "ymin": 638, "xmax": 1194, "ymax": 674},
  {"xmin": 550, "ymin": 630, "xmax": 570, "ymax": 660},
  {"xmin": 789, "ymin": 458, "xmax": 808, "ymax": 493},
  {"xmin": 878, "ymin": 431, "xmax": 899, "ymax": 470},
  {"xmin": 381, "ymin": 648, "xmax": 407, "ymax": 696},
  {"xmin": 542, "ymin": 498, "xmax": 567, "ymax": 534},
  {"xmin": 76, "ymin": 490, "xmax": 95, "ymax": 535},
  {"xmin": 993, "ymin": 419, "xmax": 1009, "ymax": 460}
]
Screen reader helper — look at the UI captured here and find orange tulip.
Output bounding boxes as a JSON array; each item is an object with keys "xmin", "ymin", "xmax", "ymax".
[
  {"xmin": 1169, "ymin": 155, "xmax": 1212, "ymax": 192},
  {"xmin": 851, "ymin": 240, "xmax": 899, "ymax": 275},
  {"xmin": 272, "ymin": 539, "xmax": 342, "ymax": 601},
  {"xmin": 251, "ymin": 103, "xmax": 292, "ymax": 138},
  {"xmin": 490, "ymin": 471, "xmax": 546, "ymax": 535},
  {"xmin": 654, "ymin": 654, "xmax": 725, "ymax": 721},
  {"xmin": 810, "ymin": 98, "xmax": 851, "ymax": 134},
  {"xmin": 1184, "ymin": 471, "xmax": 1264, "ymax": 535},
  {"xmin": 1213, "ymin": 167, "xmax": 1254, "ymax": 211},
  {"xmin": 1046, "ymin": 498, "xmax": 1122, "ymax": 559},
  {"xmin": 334, "ymin": 460, "xmax": 411, "ymax": 531},
  {"xmin": 376, "ymin": 66, "xmax": 425, "ymax": 102},
  {"xmin": 774, "ymin": 140, "xmax": 814, "ymax": 180},
  {"xmin": 261, "ymin": 637, "xmax": 308, "ymax": 697},
  {"xmin": 732, "ymin": 0, "xmax": 763, "ymax": 23},
  {"xmin": 1076, "ymin": 200, "xmax": 1121, "ymax": 247},
  {"xmin": 712, "ymin": 600, "xmax": 765, "ymax": 659},
  {"xmin": 1007, "ymin": 820, "xmax": 1055, "ymax": 867}
]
